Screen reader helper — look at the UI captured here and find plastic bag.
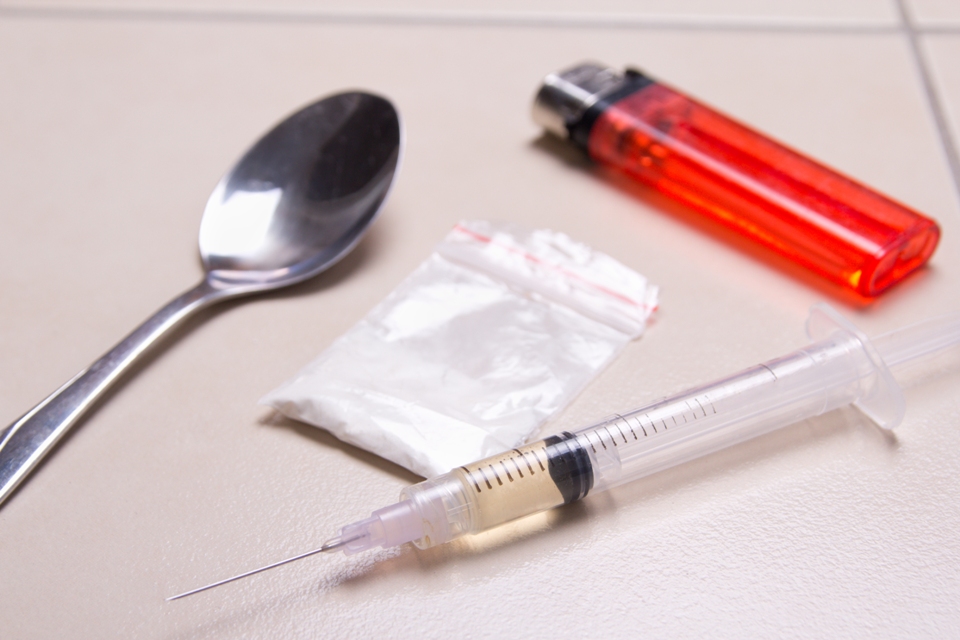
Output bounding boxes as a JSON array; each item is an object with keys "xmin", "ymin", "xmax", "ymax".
[{"xmin": 261, "ymin": 220, "xmax": 658, "ymax": 477}]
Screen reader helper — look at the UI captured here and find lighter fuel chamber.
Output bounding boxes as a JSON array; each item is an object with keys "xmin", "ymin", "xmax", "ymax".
[{"xmin": 533, "ymin": 62, "xmax": 941, "ymax": 297}]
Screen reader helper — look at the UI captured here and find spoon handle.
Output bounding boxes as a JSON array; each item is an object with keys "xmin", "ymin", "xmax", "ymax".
[{"xmin": 0, "ymin": 278, "xmax": 226, "ymax": 507}]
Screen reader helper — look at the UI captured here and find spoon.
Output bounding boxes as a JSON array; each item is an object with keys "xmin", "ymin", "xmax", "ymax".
[{"xmin": 0, "ymin": 91, "xmax": 402, "ymax": 507}]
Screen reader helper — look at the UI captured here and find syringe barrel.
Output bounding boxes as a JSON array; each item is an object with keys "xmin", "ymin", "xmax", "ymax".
[
  {"xmin": 579, "ymin": 324, "xmax": 897, "ymax": 492},
  {"xmin": 392, "ymin": 312, "xmax": 899, "ymax": 549}
]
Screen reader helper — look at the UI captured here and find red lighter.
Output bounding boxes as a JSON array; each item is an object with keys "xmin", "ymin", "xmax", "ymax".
[{"xmin": 533, "ymin": 63, "xmax": 940, "ymax": 297}]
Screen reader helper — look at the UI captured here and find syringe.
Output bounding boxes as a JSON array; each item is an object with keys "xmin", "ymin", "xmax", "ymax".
[{"xmin": 168, "ymin": 303, "xmax": 960, "ymax": 600}]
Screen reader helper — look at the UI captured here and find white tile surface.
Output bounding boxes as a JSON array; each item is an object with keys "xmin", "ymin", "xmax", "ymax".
[
  {"xmin": 0, "ymin": 9, "xmax": 958, "ymax": 640},
  {"xmin": 908, "ymin": 0, "xmax": 960, "ymax": 27}
]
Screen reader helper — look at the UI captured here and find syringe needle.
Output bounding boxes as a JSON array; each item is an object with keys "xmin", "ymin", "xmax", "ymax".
[{"xmin": 166, "ymin": 534, "xmax": 359, "ymax": 601}]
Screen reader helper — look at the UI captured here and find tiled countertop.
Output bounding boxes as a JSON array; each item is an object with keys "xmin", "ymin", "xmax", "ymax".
[{"xmin": 1, "ymin": 2, "xmax": 958, "ymax": 638}]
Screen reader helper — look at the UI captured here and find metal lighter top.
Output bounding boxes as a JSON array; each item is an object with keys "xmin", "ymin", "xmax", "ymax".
[{"xmin": 532, "ymin": 63, "xmax": 624, "ymax": 138}]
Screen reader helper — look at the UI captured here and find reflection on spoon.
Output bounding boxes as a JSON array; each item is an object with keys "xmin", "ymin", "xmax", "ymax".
[{"xmin": 201, "ymin": 186, "xmax": 282, "ymax": 257}]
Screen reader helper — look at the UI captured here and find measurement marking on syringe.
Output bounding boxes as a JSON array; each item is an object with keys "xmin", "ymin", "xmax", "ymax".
[
  {"xmin": 462, "ymin": 468, "xmax": 482, "ymax": 493},
  {"xmin": 633, "ymin": 417, "xmax": 647, "ymax": 437},
  {"xmin": 760, "ymin": 363, "xmax": 778, "ymax": 380},
  {"xmin": 693, "ymin": 397, "xmax": 707, "ymax": 418},
  {"xmin": 531, "ymin": 449, "xmax": 547, "ymax": 472},
  {"xmin": 489, "ymin": 465, "xmax": 503, "ymax": 486},
  {"xmin": 647, "ymin": 414, "xmax": 658, "ymax": 433},
  {"xmin": 478, "ymin": 467, "xmax": 493, "ymax": 490},
  {"xmin": 503, "ymin": 464, "xmax": 514, "ymax": 482},
  {"xmin": 703, "ymin": 394, "xmax": 718, "ymax": 415},
  {"xmin": 598, "ymin": 428, "xmax": 609, "ymax": 449},
  {"xmin": 617, "ymin": 414, "xmax": 639, "ymax": 440},
  {"xmin": 509, "ymin": 457, "xmax": 524, "ymax": 478},
  {"xmin": 585, "ymin": 432, "xmax": 599, "ymax": 453},
  {"xmin": 601, "ymin": 425, "xmax": 620, "ymax": 447},
  {"xmin": 514, "ymin": 450, "xmax": 536, "ymax": 475},
  {"xmin": 513, "ymin": 450, "xmax": 531, "ymax": 475},
  {"xmin": 614, "ymin": 422, "xmax": 629, "ymax": 443}
]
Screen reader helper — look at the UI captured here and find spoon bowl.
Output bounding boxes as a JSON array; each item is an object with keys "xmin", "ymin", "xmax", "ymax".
[
  {"xmin": 0, "ymin": 91, "xmax": 402, "ymax": 506},
  {"xmin": 201, "ymin": 92, "xmax": 400, "ymax": 287}
]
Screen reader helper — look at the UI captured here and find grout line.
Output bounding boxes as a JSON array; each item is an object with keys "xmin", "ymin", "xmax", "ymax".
[
  {"xmin": 0, "ymin": 4, "xmax": 957, "ymax": 35},
  {"xmin": 922, "ymin": 24, "xmax": 960, "ymax": 35},
  {"xmin": 894, "ymin": 0, "xmax": 960, "ymax": 205},
  {"xmin": 0, "ymin": 4, "xmax": 929, "ymax": 34}
]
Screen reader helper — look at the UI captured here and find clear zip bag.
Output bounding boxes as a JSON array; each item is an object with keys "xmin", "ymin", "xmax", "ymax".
[{"xmin": 261, "ymin": 220, "xmax": 658, "ymax": 477}]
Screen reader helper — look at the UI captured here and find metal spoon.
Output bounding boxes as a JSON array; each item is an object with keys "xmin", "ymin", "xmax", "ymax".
[{"xmin": 0, "ymin": 91, "xmax": 402, "ymax": 507}]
